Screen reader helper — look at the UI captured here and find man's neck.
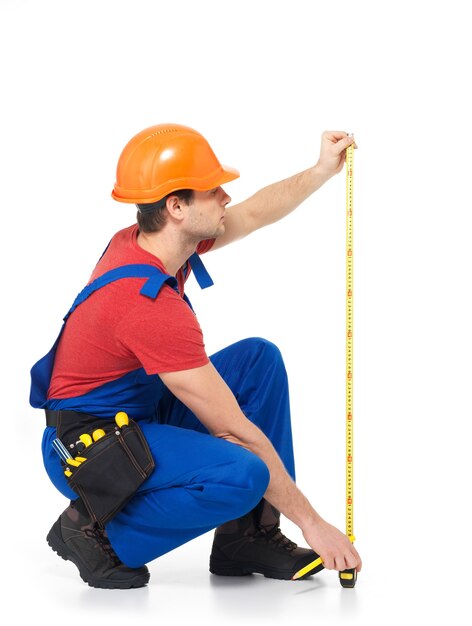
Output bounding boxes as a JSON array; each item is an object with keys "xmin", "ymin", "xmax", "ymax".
[{"xmin": 136, "ymin": 228, "xmax": 196, "ymax": 277}]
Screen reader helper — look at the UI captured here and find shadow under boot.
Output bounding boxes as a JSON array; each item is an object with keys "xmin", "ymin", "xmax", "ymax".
[{"xmin": 209, "ymin": 498, "xmax": 324, "ymax": 580}]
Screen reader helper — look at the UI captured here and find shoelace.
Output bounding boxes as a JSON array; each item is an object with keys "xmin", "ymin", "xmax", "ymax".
[
  {"xmin": 85, "ymin": 524, "xmax": 122, "ymax": 567},
  {"xmin": 255, "ymin": 525, "xmax": 298, "ymax": 552}
]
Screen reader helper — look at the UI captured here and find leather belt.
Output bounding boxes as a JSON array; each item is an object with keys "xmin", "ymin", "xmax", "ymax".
[{"xmin": 45, "ymin": 409, "xmax": 99, "ymax": 427}]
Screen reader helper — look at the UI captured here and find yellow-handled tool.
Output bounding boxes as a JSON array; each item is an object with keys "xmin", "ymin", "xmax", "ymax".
[
  {"xmin": 65, "ymin": 457, "xmax": 82, "ymax": 468},
  {"xmin": 92, "ymin": 429, "xmax": 106, "ymax": 441},
  {"xmin": 79, "ymin": 433, "xmax": 93, "ymax": 447},
  {"xmin": 63, "ymin": 455, "xmax": 87, "ymax": 477},
  {"xmin": 115, "ymin": 411, "xmax": 129, "ymax": 428}
]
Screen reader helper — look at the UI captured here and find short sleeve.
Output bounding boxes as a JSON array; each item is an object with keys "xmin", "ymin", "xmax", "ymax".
[{"xmin": 114, "ymin": 288, "xmax": 210, "ymax": 374}]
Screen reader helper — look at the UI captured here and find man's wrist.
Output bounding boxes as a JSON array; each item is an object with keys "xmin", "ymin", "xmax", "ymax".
[
  {"xmin": 312, "ymin": 161, "xmax": 333, "ymax": 185},
  {"xmin": 285, "ymin": 488, "xmax": 324, "ymax": 531},
  {"xmin": 298, "ymin": 509, "xmax": 324, "ymax": 533}
]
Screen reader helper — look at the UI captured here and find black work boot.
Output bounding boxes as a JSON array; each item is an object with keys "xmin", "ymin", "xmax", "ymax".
[
  {"xmin": 209, "ymin": 498, "xmax": 324, "ymax": 580},
  {"xmin": 46, "ymin": 499, "xmax": 150, "ymax": 589}
]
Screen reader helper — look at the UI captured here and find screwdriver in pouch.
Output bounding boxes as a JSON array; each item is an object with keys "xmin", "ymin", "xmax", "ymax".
[
  {"xmin": 65, "ymin": 453, "xmax": 88, "ymax": 475},
  {"xmin": 92, "ymin": 429, "xmax": 106, "ymax": 441},
  {"xmin": 63, "ymin": 455, "xmax": 87, "ymax": 477},
  {"xmin": 52, "ymin": 437, "xmax": 71, "ymax": 463},
  {"xmin": 52, "ymin": 438, "xmax": 86, "ymax": 476},
  {"xmin": 115, "ymin": 411, "xmax": 129, "ymax": 428},
  {"xmin": 79, "ymin": 433, "xmax": 93, "ymax": 447}
]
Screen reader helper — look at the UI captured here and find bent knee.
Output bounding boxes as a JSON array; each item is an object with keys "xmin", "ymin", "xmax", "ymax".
[
  {"xmin": 247, "ymin": 451, "xmax": 270, "ymax": 494},
  {"xmin": 230, "ymin": 448, "xmax": 270, "ymax": 511},
  {"xmin": 240, "ymin": 337, "xmax": 284, "ymax": 362}
]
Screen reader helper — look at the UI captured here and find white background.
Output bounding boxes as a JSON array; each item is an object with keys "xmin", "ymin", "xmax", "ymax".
[{"xmin": 1, "ymin": 0, "xmax": 470, "ymax": 623}]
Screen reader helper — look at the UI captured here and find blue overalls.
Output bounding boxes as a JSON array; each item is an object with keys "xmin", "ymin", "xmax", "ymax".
[{"xmin": 30, "ymin": 253, "xmax": 297, "ymax": 568}]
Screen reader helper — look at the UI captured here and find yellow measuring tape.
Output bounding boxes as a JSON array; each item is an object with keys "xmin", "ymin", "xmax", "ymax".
[
  {"xmin": 345, "ymin": 138, "xmax": 354, "ymax": 543},
  {"xmin": 293, "ymin": 137, "xmax": 357, "ymax": 586},
  {"xmin": 339, "ymin": 138, "xmax": 357, "ymax": 587}
]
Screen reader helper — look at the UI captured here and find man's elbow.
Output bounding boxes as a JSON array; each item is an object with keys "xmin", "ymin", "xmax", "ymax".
[
  {"xmin": 216, "ymin": 431, "xmax": 245, "ymax": 446},
  {"xmin": 215, "ymin": 429, "xmax": 263, "ymax": 455}
]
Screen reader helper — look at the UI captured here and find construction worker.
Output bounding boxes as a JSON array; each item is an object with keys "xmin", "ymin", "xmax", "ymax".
[{"xmin": 30, "ymin": 124, "xmax": 362, "ymax": 588}]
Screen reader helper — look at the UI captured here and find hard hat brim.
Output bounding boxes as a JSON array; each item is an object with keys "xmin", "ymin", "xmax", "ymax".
[{"xmin": 112, "ymin": 164, "xmax": 240, "ymax": 204}]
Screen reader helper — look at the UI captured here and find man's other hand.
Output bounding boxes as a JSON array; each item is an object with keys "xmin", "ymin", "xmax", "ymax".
[
  {"xmin": 316, "ymin": 131, "xmax": 358, "ymax": 179},
  {"xmin": 302, "ymin": 516, "xmax": 362, "ymax": 572}
]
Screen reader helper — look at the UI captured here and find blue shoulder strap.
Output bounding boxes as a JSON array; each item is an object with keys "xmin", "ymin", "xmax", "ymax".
[
  {"xmin": 29, "ymin": 262, "xmax": 197, "ymax": 409},
  {"xmin": 65, "ymin": 264, "xmax": 177, "ymax": 321},
  {"xmin": 188, "ymin": 252, "xmax": 213, "ymax": 289},
  {"xmin": 30, "ymin": 249, "xmax": 214, "ymax": 409}
]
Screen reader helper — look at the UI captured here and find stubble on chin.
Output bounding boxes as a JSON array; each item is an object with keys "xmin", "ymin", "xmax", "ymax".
[{"xmin": 204, "ymin": 223, "xmax": 225, "ymax": 240}]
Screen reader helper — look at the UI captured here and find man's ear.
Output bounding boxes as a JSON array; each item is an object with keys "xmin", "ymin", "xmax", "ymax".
[{"xmin": 165, "ymin": 195, "xmax": 185, "ymax": 222}]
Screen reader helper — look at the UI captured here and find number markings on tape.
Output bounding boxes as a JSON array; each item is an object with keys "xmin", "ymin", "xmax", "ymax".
[{"xmin": 346, "ymin": 141, "xmax": 354, "ymax": 541}]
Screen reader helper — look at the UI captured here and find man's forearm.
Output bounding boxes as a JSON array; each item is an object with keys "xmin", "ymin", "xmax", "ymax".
[
  {"xmin": 159, "ymin": 362, "xmax": 323, "ymax": 531},
  {"xmin": 221, "ymin": 424, "xmax": 322, "ymax": 531},
  {"xmin": 243, "ymin": 163, "xmax": 331, "ymax": 232}
]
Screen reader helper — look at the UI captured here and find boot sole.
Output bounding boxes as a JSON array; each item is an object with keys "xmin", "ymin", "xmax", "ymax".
[
  {"xmin": 209, "ymin": 556, "xmax": 320, "ymax": 581},
  {"xmin": 47, "ymin": 519, "xmax": 150, "ymax": 589}
]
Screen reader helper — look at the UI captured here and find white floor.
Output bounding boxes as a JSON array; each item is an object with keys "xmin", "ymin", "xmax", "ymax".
[
  {"xmin": 7, "ymin": 403, "xmax": 471, "ymax": 626},
  {"xmin": 6, "ymin": 491, "xmax": 467, "ymax": 626}
]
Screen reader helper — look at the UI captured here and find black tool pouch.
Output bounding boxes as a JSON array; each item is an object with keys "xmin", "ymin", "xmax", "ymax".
[{"xmin": 56, "ymin": 415, "xmax": 155, "ymax": 527}]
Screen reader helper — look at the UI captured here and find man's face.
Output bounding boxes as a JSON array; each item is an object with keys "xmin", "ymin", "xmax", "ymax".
[{"xmin": 185, "ymin": 186, "xmax": 231, "ymax": 240}]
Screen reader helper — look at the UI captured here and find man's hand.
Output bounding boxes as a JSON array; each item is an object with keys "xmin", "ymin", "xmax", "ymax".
[
  {"xmin": 302, "ymin": 516, "xmax": 362, "ymax": 572},
  {"xmin": 316, "ymin": 131, "xmax": 358, "ymax": 179}
]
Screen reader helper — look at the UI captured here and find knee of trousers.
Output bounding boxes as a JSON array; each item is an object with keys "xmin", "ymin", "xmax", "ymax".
[
  {"xmin": 221, "ymin": 448, "xmax": 270, "ymax": 520},
  {"xmin": 240, "ymin": 337, "xmax": 286, "ymax": 368}
]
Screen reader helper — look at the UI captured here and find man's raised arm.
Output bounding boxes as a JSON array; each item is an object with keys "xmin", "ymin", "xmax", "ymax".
[{"xmin": 209, "ymin": 131, "xmax": 357, "ymax": 252}]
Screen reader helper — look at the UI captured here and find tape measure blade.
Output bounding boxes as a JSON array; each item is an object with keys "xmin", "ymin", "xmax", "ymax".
[{"xmin": 346, "ymin": 143, "xmax": 354, "ymax": 540}]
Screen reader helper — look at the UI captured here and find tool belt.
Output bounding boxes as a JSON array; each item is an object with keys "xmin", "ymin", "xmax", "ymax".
[{"xmin": 46, "ymin": 409, "xmax": 155, "ymax": 527}]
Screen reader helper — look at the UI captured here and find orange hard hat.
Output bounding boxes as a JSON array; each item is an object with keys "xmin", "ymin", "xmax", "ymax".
[{"xmin": 111, "ymin": 123, "xmax": 240, "ymax": 204}]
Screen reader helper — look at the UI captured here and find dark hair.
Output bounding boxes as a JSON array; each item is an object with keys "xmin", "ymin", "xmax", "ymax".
[{"xmin": 136, "ymin": 189, "xmax": 194, "ymax": 233}]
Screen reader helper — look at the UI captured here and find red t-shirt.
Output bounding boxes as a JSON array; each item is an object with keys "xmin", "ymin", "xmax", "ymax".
[{"xmin": 47, "ymin": 224, "xmax": 215, "ymax": 400}]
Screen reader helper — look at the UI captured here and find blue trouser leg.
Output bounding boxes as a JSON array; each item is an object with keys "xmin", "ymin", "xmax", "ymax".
[
  {"xmin": 108, "ymin": 337, "xmax": 297, "ymax": 566},
  {"xmin": 106, "ymin": 423, "xmax": 270, "ymax": 567},
  {"xmin": 42, "ymin": 337, "xmax": 296, "ymax": 567},
  {"xmin": 159, "ymin": 337, "xmax": 296, "ymax": 481}
]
